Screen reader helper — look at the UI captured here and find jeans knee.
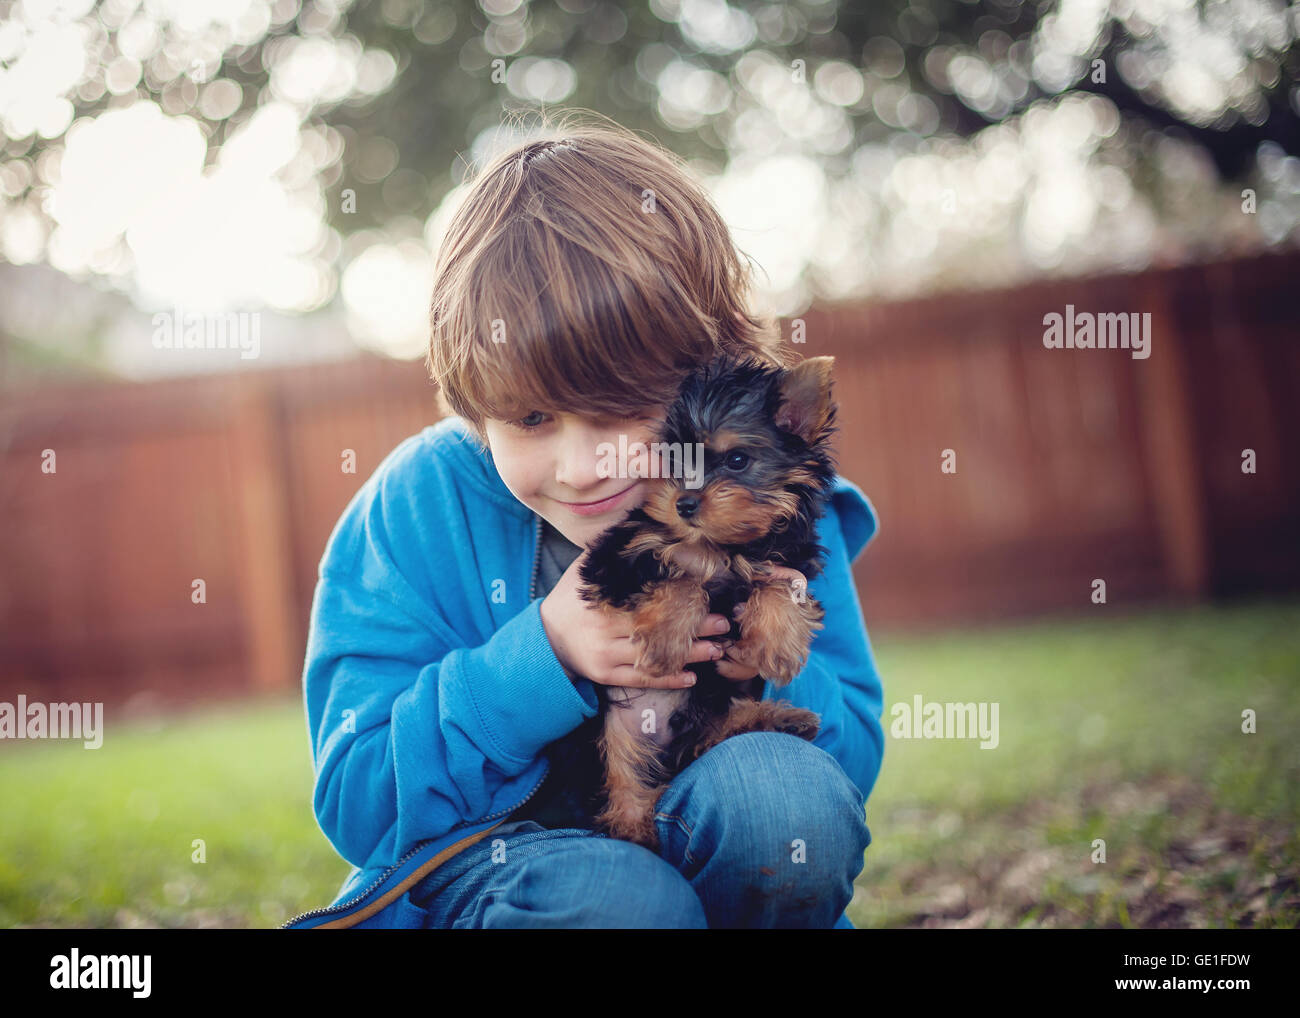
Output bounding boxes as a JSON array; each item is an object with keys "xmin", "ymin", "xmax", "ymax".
[
  {"xmin": 491, "ymin": 839, "xmax": 707, "ymax": 929},
  {"xmin": 695, "ymin": 732, "xmax": 870, "ymax": 870}
]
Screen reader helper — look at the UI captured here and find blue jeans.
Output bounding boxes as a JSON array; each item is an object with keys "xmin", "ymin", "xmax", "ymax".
[{"xmin": 409, "ymin": 732, "xmax": 871, "ymax": 928}]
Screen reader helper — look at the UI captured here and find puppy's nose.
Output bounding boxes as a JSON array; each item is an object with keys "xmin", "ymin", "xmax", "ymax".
[{"xmin": 676, "ymin": 494, "xmax": 700, "ymax": 519}]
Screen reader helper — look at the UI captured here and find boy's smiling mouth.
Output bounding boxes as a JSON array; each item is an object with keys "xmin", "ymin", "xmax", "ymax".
[{"xmin": 554, "ymin": 481, "xmax": 642, "ymax": 517}]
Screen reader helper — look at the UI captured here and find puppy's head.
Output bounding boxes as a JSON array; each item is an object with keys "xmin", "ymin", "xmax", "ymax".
[{"xmin": 638, "ymin": 355, "xmax": 838, "ymax": 548}]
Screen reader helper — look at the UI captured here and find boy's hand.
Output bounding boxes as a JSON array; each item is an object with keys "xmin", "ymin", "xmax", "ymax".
[
  {"xmin": 540, "ymin": 552, "xmax": 731, "ymax": 690},
  {"xmin": 714, "ymin": 566, "xmax": 809, "ymax": 683}
]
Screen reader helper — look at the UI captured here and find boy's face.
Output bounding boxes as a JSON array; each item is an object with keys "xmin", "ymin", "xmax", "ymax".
[{"xmin": 484, "ymin": 406, "xmax": 667, "ymax": 549}]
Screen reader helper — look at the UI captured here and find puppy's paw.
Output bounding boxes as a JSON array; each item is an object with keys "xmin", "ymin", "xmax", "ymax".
[
  {"xmin": 739, "ymin": 589, "xmax": 825, "ymax": 684},
  {"xmin": 630, "ymin": 623, "xmax": 691, "ymax": 678},
  {"xmin": 627, "ymin": 580, "xmax": 709, "ymax": 677},
  {"xmin": 768, "ymin": 705, "xmax": 821, "ymax": 741}
]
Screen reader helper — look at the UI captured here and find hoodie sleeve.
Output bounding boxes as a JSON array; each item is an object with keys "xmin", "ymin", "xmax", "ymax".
[
  {"xmin": 303, "ymin": 459, "xmax": 598, "ymax": 873},
  {"xmin": 761, "ymin": 478, "xmax": 885, "ymax": 802}
]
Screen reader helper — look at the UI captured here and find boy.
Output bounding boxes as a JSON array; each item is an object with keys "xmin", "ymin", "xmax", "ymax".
[{"xmin": 284, "ymin": 115, "xmax": 885, "ymax": 929}]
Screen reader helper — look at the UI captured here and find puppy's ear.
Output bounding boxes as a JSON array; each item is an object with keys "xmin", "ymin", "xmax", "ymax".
[{"xmin": 775, "ymin": 356, "xmax": 835, "ymax": 443}]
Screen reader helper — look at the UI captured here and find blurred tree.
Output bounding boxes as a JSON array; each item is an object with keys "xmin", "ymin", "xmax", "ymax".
[
  {"xmin": 0, "ymin": 0, "xmax": 1296, "ymax": 307},
  {"xmin": 249, "ymin": 0, "xmax": 1300, "ymax": 233}
]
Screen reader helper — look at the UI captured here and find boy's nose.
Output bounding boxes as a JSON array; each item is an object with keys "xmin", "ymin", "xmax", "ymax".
[{"xmin": 555, "ymin": 427, "xmax": 613, "ymax": 492}]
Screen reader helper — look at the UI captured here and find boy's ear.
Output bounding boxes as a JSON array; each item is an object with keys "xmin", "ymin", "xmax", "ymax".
[{"xmin": 774, "ymin": 356, "xmax": 835, "ymax": 444}]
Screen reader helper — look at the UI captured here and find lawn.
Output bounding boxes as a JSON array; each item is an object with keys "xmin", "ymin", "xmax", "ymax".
[
  {"xmin": 1, "ymin": 599, "xmax": 1297, "ymax": 928},
  {"xmin": 854, "ymin": 598, "xmax": 1300, "ymax": 928}
]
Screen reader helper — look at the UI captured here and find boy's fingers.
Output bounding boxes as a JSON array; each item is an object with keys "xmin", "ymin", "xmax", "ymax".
[
  {"xmin": 697, "ymin": 613, "xmax": 730, "ymax": 636},
  {"xmin": 687, "ymin": 639, "xmax": 725, "ymax": 664}
]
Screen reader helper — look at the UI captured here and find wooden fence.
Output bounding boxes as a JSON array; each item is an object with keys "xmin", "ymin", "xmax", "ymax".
[
  {"xmin": 1, "ymin": 252, "xmax": 1297, "ymax": 708},
  {"xmin": 804, "ymin": 251, "xmax": 1299, "ymax": 627}
]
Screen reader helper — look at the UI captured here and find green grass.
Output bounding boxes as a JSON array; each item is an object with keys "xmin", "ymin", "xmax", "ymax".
[
  {"xmin": 854, "ymin": 598, "xmax": 1300, "ymax": 928},
  {"xmin": 1, "ymin": 599, "xmax": 1297, "ymax": 928},
  {"xmin": 0, "ymin": 698, "xmax": 342, "ymax": 928}
]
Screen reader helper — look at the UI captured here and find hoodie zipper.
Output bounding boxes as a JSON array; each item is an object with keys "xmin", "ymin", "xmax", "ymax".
[
  {"xmin": 529, "ymin": 513, "xmax": 542, "ymax": 601},
  {"xmin": 279, "ymin": 760, "xmax": 551, "ymax": 928},
  {"xmin": 282, "ymin": 514, "xmax": 550, "ymax": 929}
]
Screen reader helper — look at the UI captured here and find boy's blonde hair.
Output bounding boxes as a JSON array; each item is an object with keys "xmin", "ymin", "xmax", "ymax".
[{"xmin": 426, "ymin": 109, "xmax": 793, "ymax": 448}]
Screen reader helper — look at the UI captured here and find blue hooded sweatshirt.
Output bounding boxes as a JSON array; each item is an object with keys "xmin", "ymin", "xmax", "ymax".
[{"xmin": 282, "ymin": 414, "xmax": 884, "ymax": 929}]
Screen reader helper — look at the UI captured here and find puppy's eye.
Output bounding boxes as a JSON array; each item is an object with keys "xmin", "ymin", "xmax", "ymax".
[{"xmin": 723, "ymin": 450, "xmax": 750, "ymax": 471}]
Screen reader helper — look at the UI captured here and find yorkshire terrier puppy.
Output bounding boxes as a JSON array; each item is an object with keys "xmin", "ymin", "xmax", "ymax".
[{"xmin": 577, "ymin": 354, "xmax": 840, "ymax": 850}]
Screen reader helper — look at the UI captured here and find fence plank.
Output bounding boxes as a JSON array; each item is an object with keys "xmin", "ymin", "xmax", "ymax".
[{"xmin": 230, "ymin": 376, "xmax": 300, "ymax": 691}]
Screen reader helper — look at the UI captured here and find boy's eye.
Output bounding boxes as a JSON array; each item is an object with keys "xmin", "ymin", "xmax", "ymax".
[{"xmin": 511, "ymin": 411, "xmax": 548, "ymax": 431}]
